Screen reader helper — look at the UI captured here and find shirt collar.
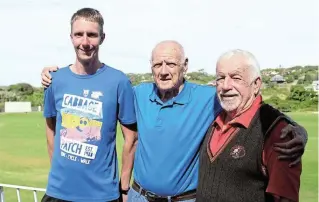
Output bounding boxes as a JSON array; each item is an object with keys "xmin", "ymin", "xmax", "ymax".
[
  {"xmin": 149, "ymin": 81, "xmax": 192, "ymax": 105},
  {"xmin": 214, "ymin": 95, "xmax": 263, "ymax": 129}
]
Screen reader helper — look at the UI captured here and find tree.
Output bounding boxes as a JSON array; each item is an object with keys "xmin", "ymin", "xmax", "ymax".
[
  {"xmin": 285, "ymin": 75, "xmax": 294, "ymax": 83},
  {"xmin": 288, "ymin": 85, "xmax": 306, "ymax": 102},
  {"xmin": 8, "ymin": 83, "xmax": 34, "ymax": 96},
  {"xmin": 304, "ymin": 73, "xmax": 314, "ymax": 84},
  {"xmin": 287, "ymin": 85, "xmax": 317, "ymax": 102},
  {"xmin": 297, "ymin": 79, "xmax": 304, "ymax": 84},
  {"xmin": 262, "ymin": 75, "xmax": 271, "ymax": 84},
  {"xmin": 24, "ymin": 91, "xmax": 44, "ymax": 106}
]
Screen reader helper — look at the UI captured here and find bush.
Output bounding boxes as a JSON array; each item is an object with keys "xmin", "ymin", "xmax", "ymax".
[
  {"xmin": 0, "ymin": 102, "xmax": 4, "ymax": 112},
  {"xmin": 297, "ymin": 79, "xmax": 304, "ymax": 84},
  {"xmin": 277, "ymin": 102, "xmax": 291, "ymax": 112}
]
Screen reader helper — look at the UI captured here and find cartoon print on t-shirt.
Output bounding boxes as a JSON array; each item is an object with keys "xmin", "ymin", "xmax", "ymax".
[{"xmin": 59, "ymin": 91, "xmax": 103, "ymax": 165}]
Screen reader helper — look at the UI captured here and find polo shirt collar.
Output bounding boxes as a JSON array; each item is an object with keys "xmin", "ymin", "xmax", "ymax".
[{"xmin": 149, "ymin": 81, "xmax": 191, "ymax": 105}]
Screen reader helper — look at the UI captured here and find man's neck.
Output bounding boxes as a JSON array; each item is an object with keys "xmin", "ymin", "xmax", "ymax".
[
  {"xmin": 71, "ymin": 58, "xmax": 103, "ymax": 75},
  {"xmin": 158, "ymin": 82, "xmax": 185, "ymax": 103}
]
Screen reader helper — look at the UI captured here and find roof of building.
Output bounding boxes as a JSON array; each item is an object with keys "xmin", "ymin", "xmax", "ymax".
[{"xmin": 270, "ymin": 75, "xmax": 285, "ymax": 82}]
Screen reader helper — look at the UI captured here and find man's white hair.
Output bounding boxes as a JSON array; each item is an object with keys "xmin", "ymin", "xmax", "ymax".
[{"xmin": 217, "ymin": 49, "xmax": 261, "ymax": 82}]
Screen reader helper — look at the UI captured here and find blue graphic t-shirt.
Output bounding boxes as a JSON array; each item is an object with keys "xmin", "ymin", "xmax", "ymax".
[{"xmin": 43, "ymin": 65, "xmax": 136, "ymax": 202}]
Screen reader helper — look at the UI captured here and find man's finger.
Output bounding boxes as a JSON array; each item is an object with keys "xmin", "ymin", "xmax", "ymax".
[
  {"xmin": 43, "ymin": 75, "xmax": 52, "ymax": 84},
  {"xmin": 41, "ymin": 81, "xmax": 50, "ymax": 88},
  {"xmin": 51, "ymin": 66, "xmax": 59, "ymax": 72},
  {"xmin": 44, "ymin": 66, "xmax": 59, "ymax": 72},
  {"xmin": 273, "ymin": 145, "xmax": 304, "ymax": 155},
  {"xmin": 273, "ymin": 147, "xmax": 294, "ymax": 155},
  {"xmin": 280, "ymin": 124, "xmax": 293, "ymax": 139},
  {"xmin": 44, "ymin": 71, "xmax": 52, "ymax": 79},
  {"xmin": 273, "ymin": 137, "xmax": 301, "ymax": 149},
  {"xmin": 277, "ymin": 154, "xmax": 295, "ymax": 160},
  {"xmin": 289, "ymin": 157, "xmax": 301, "ymax": 167}
]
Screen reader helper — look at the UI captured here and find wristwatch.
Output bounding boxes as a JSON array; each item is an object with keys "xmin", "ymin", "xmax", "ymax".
[{"xmin": 120, "ymin": 187, "xmax": 130, "ymax": 195}]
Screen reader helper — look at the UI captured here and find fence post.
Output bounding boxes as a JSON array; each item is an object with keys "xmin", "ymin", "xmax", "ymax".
[{"xmin": 0, "ymin": 186, "xmax": 4, "ymax": 202}]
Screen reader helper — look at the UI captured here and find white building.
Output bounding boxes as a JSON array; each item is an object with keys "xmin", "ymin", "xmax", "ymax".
[{"xmin": 312, "ymin": 81, "xmax": 319, "ymax": 91}]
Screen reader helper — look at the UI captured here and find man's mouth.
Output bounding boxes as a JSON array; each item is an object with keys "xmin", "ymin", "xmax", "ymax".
[
  {"xmin": 79, "ymin": 49, "xmax": 94, "ymax": 53},
  {"xmin": 221, "ymin": 94, "xmax": 238, "ymax": 99}
]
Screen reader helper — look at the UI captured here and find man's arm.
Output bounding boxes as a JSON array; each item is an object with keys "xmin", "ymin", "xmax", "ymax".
[
  {"xmin": 43, "ymin": 77, "xmax": 57, "ymax": 162},
  {"xmin": 120, "ymin": 123, "xmax": 138, "ymax": 191},
  {"xmin": 117, "ymin": 76, "xmax": 137, "ymax": 202},
  {"xmin": 264, "ymin": 121, "xmax": 302, "ymax": 202},
  {"xmin": 45, "ymin": 117, "xmax": 56, "ymax": 162}
]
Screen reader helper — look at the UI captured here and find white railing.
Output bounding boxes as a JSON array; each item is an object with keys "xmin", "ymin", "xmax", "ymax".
[{"xmin": 0, "ymin": 184, "xmax": 46, "ymax": 202}]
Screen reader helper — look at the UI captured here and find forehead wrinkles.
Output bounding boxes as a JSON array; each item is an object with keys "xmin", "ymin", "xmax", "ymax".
[{"xmin": 153, "ymin": 48, "xmax": 182, "ymax": 61}]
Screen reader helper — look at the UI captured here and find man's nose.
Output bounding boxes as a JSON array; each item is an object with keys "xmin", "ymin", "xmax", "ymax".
[
  {"xmin": 222, "ymin": 77, "xmax": 233, "ymax": 90},
  {"xmin": 81, "ymin": 35, "xmax": 90, "ymax": 46},
  {"xmin": 159, "ymin": 63, "xmax": 169, "ymax": 76}
]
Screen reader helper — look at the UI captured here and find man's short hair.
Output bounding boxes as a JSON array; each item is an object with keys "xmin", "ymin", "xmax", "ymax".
[
  {"xmin": 70, "ymin": 8, "xmax": 104, "ymax": 34},
  {"xmin": 217, "ymin": 49, "xmax": 261, "ymax": 82}
]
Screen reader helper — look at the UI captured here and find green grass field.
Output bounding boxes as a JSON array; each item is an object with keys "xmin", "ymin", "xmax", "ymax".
[{"xmin": 0, "ymin": 112, "xmax": 317, "ymax": 202}]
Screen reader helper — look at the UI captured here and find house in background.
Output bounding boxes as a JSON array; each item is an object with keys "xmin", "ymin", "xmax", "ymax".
[
  {"xmin": 312, "ymin": 80, "xmax": 319, "ymax": 91},
  {"xmin": 270, "ymin": 75, "xmax": 285, "ymax": 84}
]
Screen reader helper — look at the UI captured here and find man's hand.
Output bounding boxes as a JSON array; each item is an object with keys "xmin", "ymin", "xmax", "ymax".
[
  {"xmin": 273, "ymin": 123, "xmax": 307, "ymax": 167},
  {"xmin": 119, "ymin": 181, "xmax": 130, "ymax": 202},
  {"xmin": 41, "ymin": 66, "xmax": 59, "ymax": 88},
  {"xmin": 120, "ymin": 193, "xmax": 128, "ymax": 202}
]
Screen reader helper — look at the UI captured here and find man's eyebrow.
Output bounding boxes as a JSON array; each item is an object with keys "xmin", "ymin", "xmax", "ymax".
[{"xmin": 229, "ymin": 68, "xmax": 245, "ymax": 75}]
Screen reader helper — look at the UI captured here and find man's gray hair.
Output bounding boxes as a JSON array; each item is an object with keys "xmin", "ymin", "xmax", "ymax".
[{"xmin": 217, "ymin": 49, "xmax": 261, "ymax": 82}]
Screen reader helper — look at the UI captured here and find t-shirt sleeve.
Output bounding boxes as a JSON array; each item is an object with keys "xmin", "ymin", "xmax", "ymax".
[
  {"xmin": 117, "ymin": 77, "xmax": 136, "ymax": 125},
  {"xmin": 43, "ymin": 85, "xmax": 57, "ymax": 118},
  {"xmin": 264, "ymin": 120, "xmax": 302, "ymax": 201}
]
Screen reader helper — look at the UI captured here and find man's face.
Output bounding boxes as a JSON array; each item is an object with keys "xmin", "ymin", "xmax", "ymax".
[
  {"xmin": 216, "ymin": 55, "xmax": 260, "ymax": 114},
  {"xmin": 70, "ymin": 18, "xmax": 104, "ymax": 63},
  {"xmin": 151, "ymin": 43, "xmax": 187, "ymax": 92}
]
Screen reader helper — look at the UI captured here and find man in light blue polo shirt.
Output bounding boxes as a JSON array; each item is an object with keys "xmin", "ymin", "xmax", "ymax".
[
  {"xmin": 129, "ymin": 41, "xmax": 221, "ymax": 201},
  {"xmin": 40, "ymin": 40, "xmax": 307, "ymax": 202}
]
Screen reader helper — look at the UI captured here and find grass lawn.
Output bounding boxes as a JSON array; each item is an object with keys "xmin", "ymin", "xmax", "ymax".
[{"xmin": 0, "ymin": 112, "xmax": 317, "ymax": 201}]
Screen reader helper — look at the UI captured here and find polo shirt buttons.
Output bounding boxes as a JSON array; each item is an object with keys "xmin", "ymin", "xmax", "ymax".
[{"xmin": 155, "ymin": 118, "xmax": 163, "ymax": 127}]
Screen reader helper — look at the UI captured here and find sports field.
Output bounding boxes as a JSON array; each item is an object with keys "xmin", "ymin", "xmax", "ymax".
[{"xmin": 0, "ymin": 112, "xmax": 317, "ymax": 202}]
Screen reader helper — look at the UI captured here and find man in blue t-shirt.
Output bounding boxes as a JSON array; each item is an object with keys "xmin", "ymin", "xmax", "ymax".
[
  {"xmin": 42, "ymin": 8, "xmax": 137, "ymax": 202},
  {"xmin": 41, "ymin": 40, "xmax": 307, "ymax": 202}
]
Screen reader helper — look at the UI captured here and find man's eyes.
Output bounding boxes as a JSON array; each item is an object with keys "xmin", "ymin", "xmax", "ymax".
[
  {"xmin": 152, "ymin": 62, "xmax": 177, "ymax": 68},
  {"xmin": 74, "ymin": 33, "xmax": 98, "ymax": 37}
]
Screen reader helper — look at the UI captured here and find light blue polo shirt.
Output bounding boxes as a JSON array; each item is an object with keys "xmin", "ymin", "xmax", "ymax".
[{"xmin": 133, "ymin": 81, "xmax": 221, "ymax": 196}]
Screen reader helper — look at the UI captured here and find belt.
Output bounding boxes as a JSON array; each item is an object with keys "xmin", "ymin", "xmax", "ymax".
[{"xmin": 132, "ymin": 181, "xmax": 196, "ymax": 202}]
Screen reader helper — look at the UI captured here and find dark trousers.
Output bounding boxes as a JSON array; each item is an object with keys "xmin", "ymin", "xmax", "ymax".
[{"xmin": 41, "ymin": 194, "xmax": 119, "ymax": 202}]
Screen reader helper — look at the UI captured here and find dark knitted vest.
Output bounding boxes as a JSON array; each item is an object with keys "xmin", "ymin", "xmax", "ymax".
[{"xmin": 196, "ymin": 104, "xmax": 291, "ymax": 202}]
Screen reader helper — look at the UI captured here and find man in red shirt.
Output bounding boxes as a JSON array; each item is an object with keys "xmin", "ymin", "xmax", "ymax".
[{"xmin": 197, "ymin": 49, "xmax": 302, "ymax": 202}]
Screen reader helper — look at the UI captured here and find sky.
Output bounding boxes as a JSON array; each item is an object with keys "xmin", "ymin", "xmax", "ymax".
[{"xmin": 0, "ymin": 0, "xmax": 318, "ymax": 87}]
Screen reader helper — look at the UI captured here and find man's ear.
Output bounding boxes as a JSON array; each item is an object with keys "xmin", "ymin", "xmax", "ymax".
[
  {"xmin": 100, "ymin": 33, "xmax": 106, "ymax": 45},
  {"xmin": 253, "ymin": 77, "xmax": 262, "ymax": 95},
  {"xmin": 183, "ymin": 58, "xmax": 189, "ymax": 74}
]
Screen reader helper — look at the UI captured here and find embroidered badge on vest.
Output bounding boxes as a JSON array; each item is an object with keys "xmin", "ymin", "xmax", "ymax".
[{"xmin": 230, "ymin": 145, "xmax": 246, "ymax": 159}]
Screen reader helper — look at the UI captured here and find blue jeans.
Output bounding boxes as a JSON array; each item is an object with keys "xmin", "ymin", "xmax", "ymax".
[{"xmin": 127, "ymin": 187, "xmax": 196, "ymax": 202}]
